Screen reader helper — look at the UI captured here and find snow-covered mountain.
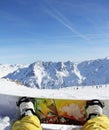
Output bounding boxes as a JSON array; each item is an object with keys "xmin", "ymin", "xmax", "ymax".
[
  {"xmin": 0, "ymin": 64, "xmax": 29, "ymax": 78},
  {"xmin": 2, "ymin": 57, "xmax": 109, "ymax": 89}
]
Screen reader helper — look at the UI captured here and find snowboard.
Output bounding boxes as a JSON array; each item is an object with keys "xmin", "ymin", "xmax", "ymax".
[
  {"xmin": 33, "ymin": 98, "xmax": 87, "ymax": 126},
  {"xmin": 0, "ymin": 93, "xmax": 109, "ymax": 126},
  {"xmin": 16, "ymin": 97, "xmax": 109, "ymax": 126}
]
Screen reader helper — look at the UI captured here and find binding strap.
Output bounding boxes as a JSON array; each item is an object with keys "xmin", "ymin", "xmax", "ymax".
[
  {"xmin": 87, "ymin": 113, "xmax": 100, "ymax": 120},
  {"xmin": 16, "ymin": 97, "xmax": 34, "ymax": 107},
  {"xmin": 85, "ymin": 99, "xmax": 104, "ymax": 109}
]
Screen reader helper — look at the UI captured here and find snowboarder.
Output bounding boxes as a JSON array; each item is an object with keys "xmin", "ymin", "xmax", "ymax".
[
  {"xmin": 12, "ymin": 97, "xmax": 42, "ymax": 130},
  {"xmin": 83, "ymin": 99, "xmax": 109, "ymax": 130}
]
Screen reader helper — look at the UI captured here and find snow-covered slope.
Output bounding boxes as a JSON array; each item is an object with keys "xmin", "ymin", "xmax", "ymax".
[
  {"xmin": 0, "ymin": 78, "xmax": 108, "ymax": 100},
  {"xmin": 3, "ymin": 57, "xmax": 109, "ymax": 89}
]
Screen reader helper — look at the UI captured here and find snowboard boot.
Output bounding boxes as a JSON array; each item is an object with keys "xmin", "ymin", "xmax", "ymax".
[
  {"xmin": 85, "ymin": 99, "xmax": 104, "ymax": 120},
  {"xmin": 16, "ymin": 97, "xmax": 36, "ymax": 118}
]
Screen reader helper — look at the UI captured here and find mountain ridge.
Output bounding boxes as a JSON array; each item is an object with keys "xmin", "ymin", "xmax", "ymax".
[{"xmin": 2, "ymin": 57, "xmax": 109, "ymax": 89}]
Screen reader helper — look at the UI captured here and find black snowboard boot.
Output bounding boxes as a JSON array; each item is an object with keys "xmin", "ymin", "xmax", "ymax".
[
  {"xmin": 85, "ymin": 99, "xmax": 104, "ymax": 120},
  {"xmin": 16, "ymin": 97, "xmax": 36, "ymax": 118}
]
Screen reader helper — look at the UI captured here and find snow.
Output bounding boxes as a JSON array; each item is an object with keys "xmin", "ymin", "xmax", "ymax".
[
  {"xmin": 73, "ymin": 64, "xmax": 84, "ymax": 84},
  {"xmin": 0, "ymin": 78, "xmax": 109, "ymax": 130}
]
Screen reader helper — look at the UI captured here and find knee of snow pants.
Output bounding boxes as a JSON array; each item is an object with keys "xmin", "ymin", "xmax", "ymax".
[
  {"xmin": 83, "ymin": 114, "xmax": 109, "ymax": 130},
  {"xmin": 12, "ymin": 115, "xmax": 42, "ymax": 130}
]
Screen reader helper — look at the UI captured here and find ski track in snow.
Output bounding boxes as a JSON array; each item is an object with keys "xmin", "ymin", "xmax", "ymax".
[{"xmin": 0, "ymin": 78, "xmax": 109, "ymax": 130}]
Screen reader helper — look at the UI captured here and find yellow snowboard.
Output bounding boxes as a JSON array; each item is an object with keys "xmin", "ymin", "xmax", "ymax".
[{"xmin": 35, "ymin": 98, "xmax": 87, "ymax": 125}]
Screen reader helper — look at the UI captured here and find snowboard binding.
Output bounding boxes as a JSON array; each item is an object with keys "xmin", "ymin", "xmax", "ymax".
[
  {"xmin": 85, "ymin": 99, "xmax": 104, "ymax": 120},
  {"xmin": 16, "ymin": 97, "xmax": 37, "ymax": 118}
]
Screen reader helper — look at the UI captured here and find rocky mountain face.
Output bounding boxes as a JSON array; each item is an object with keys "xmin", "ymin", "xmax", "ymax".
[{"xmin": 2, "ymin": 57, "xmax": 109, "ymax": 89}]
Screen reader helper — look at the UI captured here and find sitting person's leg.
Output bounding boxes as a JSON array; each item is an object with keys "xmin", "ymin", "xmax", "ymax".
[
  {"xmin": 83, "ymin": 99, "xmax": 109, "ymax": 130},
  {"xmin": 12, "ymin": 97, "xmax": 42, "ymax": 130}
]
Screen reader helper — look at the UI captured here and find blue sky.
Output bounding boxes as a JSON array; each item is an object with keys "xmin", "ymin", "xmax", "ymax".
[{"xmin": 0, "ymin": 0, "xmax": 109, "ymax": 64}]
